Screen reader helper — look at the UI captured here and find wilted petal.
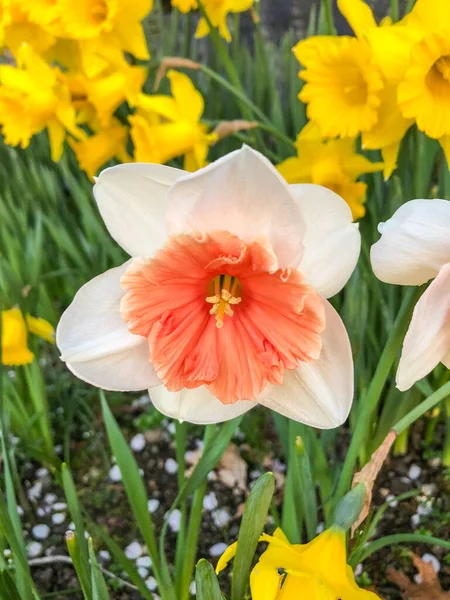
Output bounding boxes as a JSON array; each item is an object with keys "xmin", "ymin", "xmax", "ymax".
[
  {"xmin": 165, "ymin": 145, "xmax": 306, "ymax": 268},
  {"xmin": 259, "ymin": 299, "xmax": 353, "ymax": 428},
  {"xmin": 290, "ymin": 184, "xmax": 361, "ymax": 298},
  {"xmin": 397, "ymin": 263, "xmax": 450, "ymax": 391},
  {"xmin": 94, "ymin": 162, "xmax": 185, "ymax": 257},
  {"xmin": 371, "ymin": 199, "xmax": 450, "ymax": 285}
]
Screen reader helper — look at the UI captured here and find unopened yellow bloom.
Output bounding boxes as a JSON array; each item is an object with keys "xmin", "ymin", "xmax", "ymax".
[
  {"xmin": 69, "ymin": 119, "xmax": 130, "ymax": 179},
  {"xmin": 2, "ymin": 308, "xmax": 55, "ymax": 366},
  {"xmin": 130, "ymin": 69, "xmax": 217, "ymax": 170},
  {"xmin": 0, "ymin": 44, "xmax": 82, "ymax": 161},
  {"xmin": 217, "ymin": 527, "xmax": 380, "ymax": 599},
  {"xmin": 294, "ymin": 35, "xmax": 383, "ymax": 138},
  {"xmin": 277, "ymin": 123, "xmax": 383, "ymax": 220},
  {"xmin": 172, "ymin": 0, "xmax": 252, "ymax": 42}
]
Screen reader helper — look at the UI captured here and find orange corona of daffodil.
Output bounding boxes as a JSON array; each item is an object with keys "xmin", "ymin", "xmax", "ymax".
[
  {"xmin": 130, "ymin": 69, "xmax": 217, "ymax": 170},
  {"xmin": 171, "ymin": 0, "xmax": 253, "ymax": 42},
  {"xmin": 2, "ymin": 308, "xmax": 55, "ymax": 366},
  {"xmin": 217, "ymin": 527, "xmax": 380, "ymax": 599},
  {"xmin": 277, "ymin": 123, "xmax": 383, "ymax": 220}
]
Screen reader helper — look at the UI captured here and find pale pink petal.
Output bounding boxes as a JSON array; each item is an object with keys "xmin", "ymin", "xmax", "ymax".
[
  {"xmin": 259, "ymin": 299, "xmax": 353, "ymax": 428},
  {"xmin": 371, "ymin": 199, "xmax": 450, "ymax": 285},
  {"xmin": 290, "ymin": 184, "xmax": 361, "ymax": 298},
  {"xmin": 150, "ymin": 385, "xmax": 256, "ymax": 424},
  {"xmin": 397, "ymin": 263, "xmax": 450, "ymax": 391},
  {"xmin": 57, "ymin": 261, "xmax": 159, "ymax": 391},
  {"xmin": 94, "ymin": 163, "xmax": 185, "ymax": 257},
  {"xmin": 165, "ymin": 145, "xmax": 305, "ymax": 268}
]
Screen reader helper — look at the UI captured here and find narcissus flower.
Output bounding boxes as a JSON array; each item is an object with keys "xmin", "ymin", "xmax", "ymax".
[
  {"xmin": 371, "ymin": 199, "xmax": 450, "ymax": 391},
  {"xmin": 293, "ymin": 35, "xmax": 383, "ymax": 138},
  {"xmin": 57, "ymin": 146, "xmax": 360, "ymax": 425},
  {"xmin": 0, "ymin": 44, "xmax": 82, "ymax": 161},
  {"xmin": 216, "ymin": 526, "xmax": 380, "ymax": 599},
  {"xmin": 130, "ymin": 70, "xmax": 217, "ymax": 171},
  {"xmin": 2, "ymin": 308, "xmax": 55, "ymax": 366},
  {"xmin": 277, "ymin": 123, "xmax": 383, "ymax": 220}
]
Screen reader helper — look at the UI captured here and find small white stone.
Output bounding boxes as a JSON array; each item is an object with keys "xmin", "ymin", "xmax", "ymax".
[
  {"xmin": 354, "ymin": 564, "xmax": 363, "ymax": 577},
  {"xmin": 52, "ymin": 512, "xmax": 66, "ymax": 525},
  {"xmin": 212, "ymin": 509, "xmax": 230, "ymax": 528},
  {"xmin": 203, "ymin": 492, "xmax": 218, "ymax": 512},
  {"xmin": 386, "ymin": 494, "xmax": 398, "ymax": 508},
  {"xmin": 44, "ymin": 493, "xmax": 58, "ymax": 505},
  {"xmin": 36, "ymin": 507, "xmax": 48, "ymax": 518},
  {"xmin": 17, "ymin": 506, "xmax": 24, "ymax": 516},
  {"xmin": 422, "ymin": 553, "xmax": 440, "ymax": 573},
  {"xmin": 207, "ymin": 472, "xmax": 217, "ymax": 481},
  {"xmin": 52, "ymin": 502, "xmax": 67, "ymax": 511},
  {"xmin": 28, "ymin": 482, "xmax": 43, "ymax": 501},
  {"xmin": 32, "ymin": 524, "xmax": 50, "ymax": 540},
  {"xmin": 138, "ymin": 567, "xmax": 149, "ymax": 578},
  {"xmin": 167, "ymin": 422, "xmax": 176, "ymax": 435},
  {"xmin": 190, "ymin": 580, "xmax": 196, "ymax": 595},
  {"xmin": 3, "ymin": 549, "xmax": 11, "ymax": 558},
  {"xmin": 36, "ymin": 468, "xmax": 49, "ymax": 479},
  {"xmin": 137, "ymin": 556, "xmax": 152, "ymax": 568},
  {"xmin": 109, "ymin": 465, "xmax": 122, "ymax": 482},
  {"xmin": 130, "ymin": 433, "xmax": 146, "ymax": 452},
  {"xmin": 417, "ymin": 500, "xmax": 433, "ymax": 517},
  {"xmin": 428, "ymin": 457, "xmax": 441, "ymax": 468},
  {"xmin": 250, "ymin": 470, "xmax": 262, "ymax": 480},
  {"xmin": 408, "ymin": 464, "xmax": 421, "ymax": 481},
  {"xmin": 125, "ymin": 541, "xmax": 143, "ymax": 560},
  {"xmin": 209, "ymin": 542, "xmax": 228, "ymax": 557},
  {"xmin": 316, "ymin": 522, "xmax": 325, "ymax": 534},
  {"xmin": 421, "ymin": 483, "xmax": 437, "ymax": 497},
  {"xmin": 98, "ymin": 550, "xmax": 111, "ymax": 562},
  {"xmin": 168, "ymin": 509, "xmax": 182, "ymax": 533},
  {"xmin": 148, "ymin": 499, "xmax": 160, "ymax": 514},
  {"xmin": 164, "ymin": 458, "xmax": 178, "ymax": 474},
  {"xmin": 27, "ymin": 542, "xmax": 43, "ymax": 558},
  {"xmin": 68, "ymin": 522, "xmax": 75, "ymax": 530},
  {"xmin": 411, "ymin": 514, "xmax": 421, "ymax": 527},
  {"xmin": 414, "ymin": 574, "xmax": 423, "ymax": 584},
  {"xmin": 146, "ymin": 576, "xmax": 158, "ymax": 591}
]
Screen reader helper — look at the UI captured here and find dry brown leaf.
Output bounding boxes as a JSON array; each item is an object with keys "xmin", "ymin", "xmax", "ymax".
[
  {"xmin": 217, "ymin": 443, "xmax": 248, "ymax": 491},
  {"xmin": 351, "ymin": 430, "xmax": 397, "ymax": 535},
  {"xmin": 212, "ymin": 120, "xmax": 258, "ymax": 140},
  {"xmin": 153, "ymin": 57, "xmax": 202, "ymax": 91},
  {"xmin": 387, "ymin": 552, "xmax": 450, "ymax": 599}
]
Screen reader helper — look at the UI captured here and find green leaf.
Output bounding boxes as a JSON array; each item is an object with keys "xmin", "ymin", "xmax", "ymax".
[
  {"xmin": 66, "ymin": 531, "xmax": 92, "ymax": 600},
  {"xmin": 231, "ymin": 472, "xmax": 275, "ymax": 600},
  {"xmin": 88, "ymin": 538, "xmax": 110, "ymax": 600},
  {"xmin": 195, "ymin": 559, "xmax": 223, "ymax": 600}
]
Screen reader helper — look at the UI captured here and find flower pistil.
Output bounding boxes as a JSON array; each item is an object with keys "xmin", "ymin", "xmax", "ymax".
[{"xmin": 206, "ymin": 274, "xmax": 242, "ymax": 328}]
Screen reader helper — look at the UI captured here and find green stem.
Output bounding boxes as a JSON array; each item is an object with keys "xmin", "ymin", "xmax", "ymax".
[
  {"xmin": 443, "ymin": 399, "xmax": 450, "ymax": 467},
  {"xmin": 392, "ymin": 427, "xmax": 408, "ymax": 456},
  {"xmin": 174, "ymin": 421, "xmax": 187, "ymax": 595},
  {"xmin": 323, "ymin": 0, "xmax": 337, "ymax": 34},
  {"xmin": 335, "ymin": 287, "xmax": 421, "ymax": 501},
  {"xmin": 357, "ymin": 533, "xmax": 450, "ymax": 563},
  {"xmin": 390, "ymin": 0, "xmax": 399, "ymax": 21},
  {"xmin": 393, "ymin": 380, "xmax": 450, "ymax": 435}
]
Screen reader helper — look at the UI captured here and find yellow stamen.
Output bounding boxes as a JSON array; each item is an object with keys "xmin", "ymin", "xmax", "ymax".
[{"xmin": 205, "ymin": 275, "xmax": 242, "ymax": 328}]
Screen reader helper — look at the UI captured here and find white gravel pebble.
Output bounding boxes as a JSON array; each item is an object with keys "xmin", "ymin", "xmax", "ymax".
[
  {"xmin": 250, "ymin": 470, "xmax": 262, "ymax": 480},
  {"xmin": 422, "ymin": 553, "xmax": 440, "ymax": 573},
  {"xmin": 212, "ymin": 509, "xmax": 231, "ymax": 528},
  {"xmin": 52, "ymin": 512, "xmax": 66, "ymax": 525},
  {"xmin": 27, "ymin": 542, "xmax": 43, "ymax": 558},
  {"xmin": 146, "ymin": 577, "xmax": 158, "ymax": 591},
  {"xmin": 408, "ymin": 464, "xmax": 421, "ymax": 481},
  {"xmin": 316, "ymin": 522, "xmax": 325, "ymax": 534},
  {"xmin": 386, "ymin": 494, "xmax": 398, "ymax": 508},
  {"xmin": 138, "ymin": 567, "xmax": 149, "ymax": 578},
  {"xmin": 411, "ymin": 514, "xmax": 421, "ymax": 527},
  {"xmin": 203, "ymin": 492, "xmax": 218, "ymax": 512},
  {"xmin": 53, "ymin": 502, "xmax": 67, "ymax": 511},
  {"xmin": 354, "ymin": 564, "xmax": 363, "ymax": 577},
  {"xmin": 164, "ymin": 458, "xmax": 178, "ymax": 474},
  {"xmin": 148, "ymin": 499, "xmax": 160, "ymax": 514},
  {"xmin": 166, "ymin": 422, "xmax": 176, "ymax": 435},
  {"xmin": 421, "ymin": 483, "xmax": 437, "ymax": 497},
  {"xmin": 130, "ymin": 433, "xmax": 146, "ymax": 452},
  {"xmin": 190, "ymin": 580, "xmax": 196, "ymax": 595},
  {"xmin": 68, "ymin": 522, "xmax": 75, "ymax": 530},
  {"xmin": 417, "ymin": 499, "xmax": 433, "ymax": 517},
  {"xmin": 44, "ymin": 493, "xmax": 57, "ymax": 505},
  {"xmin": 209, "ymin": 542, "xmax": 227, "ymax": 557},
  {"xmin": 125, "ymin": 541, "xmax": 143, "ymax": 560},
  {"xmin": 137, "ymin": 556, "xmax": 152, "ymax": 568},
  {"xmin": 4, "ymin": 549, "xmax": 11, "ymax": 558},
  {"xmin": 168, "ymin": 509, "xmax": 182, "ymax": 533},
  {"xmin": 28, "ymin": 482, "xmax": 43, "ymax": 501},
  {"xmin": 36, "ymin": 468, "xmax": 49, "ymax": 479},
  {"xmin": 98, "ymin": 550, "xmax": 111, "ymax": 562},
  {"xmin": 17, "ymin": 506, "xmax": 24, "ymax": 516},
  {"xmin": 36, "ymin": 507, "xmax": 48, "ymax": 518},
  {"xmin": 109, "ymin": 465, "xmax": 122, "ymax": 482},
  {"xmin": 32, "ymin": 524, "xmax": 50, "ymax": 540}
]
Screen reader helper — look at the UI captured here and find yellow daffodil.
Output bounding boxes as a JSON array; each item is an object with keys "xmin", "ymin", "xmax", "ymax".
[
  {"xmin": 130, "ymin": 69, "xmax": 217, "ymax": 170},
  {"xmin": 69, "ymin": 119, "xmax": 130, "ymax": 179},
  {"xmin": 171, "ymin": 0, "xmax": 253, "ymax": 42},
  {"xmin": 0, "ymin": 44, "xmax": 83, "ymax": 161},
  {"xmin": 277, "ymin": 123, "xmax": 383, "ymax": 220},
  {"xmin": 217, "ymin": 526, "xmax": 380, "ymax": 599},
  {"xmin": 2, "ymin": 308, "xmax": 55, "ymax": 366},
  {"xmin": 293, "ymin": 35, "xmax": 383, "ymax": 138},
  {"xmin": 0, "ymin": 0, "xmax": 56, "ymax": 55}
]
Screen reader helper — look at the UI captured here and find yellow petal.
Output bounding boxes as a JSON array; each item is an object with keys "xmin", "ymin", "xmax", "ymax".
[
  {"xmin": 380, "ymin": 140, "xmax": 402, "ymax": 180},
  {"xmin": 168, "ymin": 70, "xmax": 204, "ymax": 124},
  {"xmin": 230, "ymin": 0, "xmax": 253, "ymax": 12},
  {"xmin": 439, "ymin": 135, "xmax": 450, "ymax": 170},
  {"xmin": 337, "ymin": 0, "xmax": 376, "ymax": 38},
  {"xmin": 137, "ymin": 94, "xmax": 180, "ymax": 121},
  {"xmin": 250, "ymin": 562, "xmax": 281, "ymax": 600},
  {"xmin": 2, "ymin": 308, "xmax": 34, "ymax": 366},
  {"xmin": 26, "ymin": 315, "xmax": 55, "ymax": 343},
  {"xmin": 47, "ymin": 119, "xmax": 66, "ymax": 162},
  {"xmin": 276, "ymin": 156, "xmax": 311, "ymax": 184},
  {"xmin": 215, "ymin": 541, "xmax": 238, "ymax": 574},
  {"xmin": 362, "ymin": 85, "xmax": 413, "ymax": 150},
  {"xmin": 365, "ymin": 26, "xmax": 423, "ymax": 83}
]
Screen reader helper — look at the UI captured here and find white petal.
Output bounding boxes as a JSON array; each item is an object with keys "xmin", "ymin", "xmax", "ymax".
[
  {"xmin": 150, "ymin": 385, "xmax": 256, "ymax": 424},
  {"xmin": 165, "ymin": 145, "xmax": 305, "ymax": 268},
  {"xmin": 371, "ymin": 199, "xmax": 450, "ymax": 286},
  {"xmin": 94, "ymin": 163, "xmax": 185, "ymax": 257},
  {"xmin": 290, "ymin": 184, "xmax": 361, "ymax": 298},
  {"xmin": 259, "ymin": 299, "xmax": 353, "ymax": 428},
  {"xmin": 57, "ymin": 261, "xmax": 159, "ymax": 391},
  {"xmin": 396, "ymin": 263, "xmax": 450, "ymax": 391}
]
